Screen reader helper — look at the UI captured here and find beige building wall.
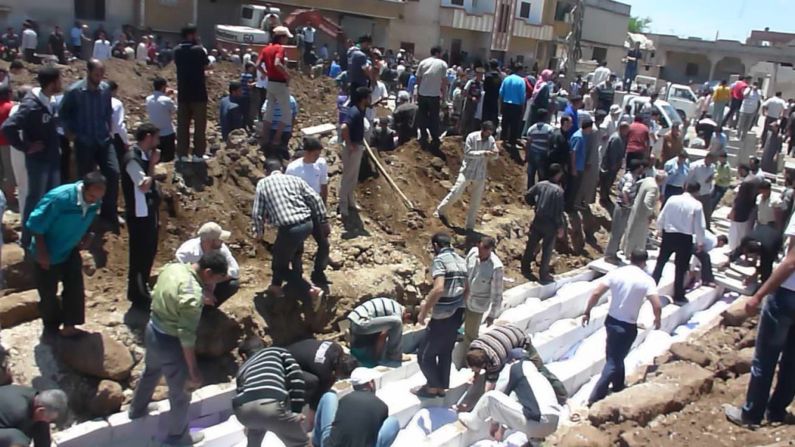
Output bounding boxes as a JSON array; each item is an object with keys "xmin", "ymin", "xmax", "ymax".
[
  {"xmin": 386, "ymin": 0, "xmax": 441, "ymax": 57},
  {"xmin": 0, "ymin": 0, "xmax": 136, "ymax": 42}
]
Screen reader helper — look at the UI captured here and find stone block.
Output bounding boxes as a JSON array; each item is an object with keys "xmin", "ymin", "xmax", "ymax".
[
  {"xmin": 721, "ymin": 295, "xmax": 751, "ymax": 327},
  {"xmin": 557, "ymin": 424, "xmax": 612, "ymax": 447},
  {"xmin": 669, "ymin": 342, "xmax": 712, "ymax": 367},
  {"xmin": 53, "ymin": 419, "xmax": 112, "ymax": 447},
  {"xmin": 199, "ymin": 415, "xmax": 247, "ymax": 447},
  {"xmin": 192, "ymin": 383, "xmax": 235, "ymax": 417},
  {"xmin": 0, "ymin": 290, "xmax": 39, "ymax": 328},
  {"xmin": 108, "ymin": 411, "xmax": 157, "ymax": 446}
]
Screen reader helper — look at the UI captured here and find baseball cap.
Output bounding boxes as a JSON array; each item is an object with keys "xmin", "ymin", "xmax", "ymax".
[
  {"xmin": 197, "ymin": 222, "xmax": 231, "ymax": 241},
  {"xmin": 609, "ymin": 104, "xmax": 621, "ymax": 115},
  {"xmin": 349, "ymin": 367, "xmax": 380, "ymax": 387},
  {"xmin": 273, "ymin": 26, "xmax": 293, "ymax": 38}
]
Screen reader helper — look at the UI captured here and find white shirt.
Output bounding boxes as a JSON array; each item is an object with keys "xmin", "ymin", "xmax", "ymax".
[
  {"xmin": 242, "ymin": 52, "xmax": 253, "ymax": 65},
  {"xmin": 146, "ymin": 91, "xmax": 176, "ymax": 136},
  {"xmin": 21, "ymin": 28, "xmax": 37, "ymax": 50},
  {"xmin": 255, "ymin": 64, "xmax": 268, "ymax": 88},
  {"xmin": 136, "ymin": 42, "xmax": 148, "ymax": 63},
  {"xmin": 600, "ymin": 265, "xmax": 658, "ymax": 324},
  {"xmin": 757, "ymin": 194, "xmax": 781, "ymax": 225},
  {"xmin": 302, "ymin": 26, "xmax": 316, "ymax": 43},
  {"xmin": 367, "ymin": 81, "xmax": 388, "ymax": 123},
  {"xmin": 703, "ymin": 230, "xmax": 718, "ymax": 252},
  {"xmin": 111, "ymin": 97, "xmax": 129, "ymax": 145},
  {"xmin": 416, "ymin": 56, "xmax": 448, "ymax": 98},
  {"xmin": 763, "ymin": 96, "xmax": 788, "ymax": 119},
  {"xmin": 741, "ymin": 88, "xmax": 761, "ymax": 114},
  {"xmin": 686, "ymin": 159, "xmax": 715, "ymax": 196},
  {"xmin": 92, "ymin": 39, "xmax": 111, "ymax": 60},
  {"xmin": 284, "ymin": 157, "xmax": 328, "ymax": 194},
  {"xmin": 782, "ymin": 214, "xmax": 795, "ymax": 291},
  {"xmin": 176, "ymin": 237, "xmax": 240, "ymax": 279},
  {"xmin": 592, "ymin": 66, "xmax": 611, "ymax": 88},
  {"xmin": 657, "ymin": 192, "xmax": 707, "ymax": 245}
]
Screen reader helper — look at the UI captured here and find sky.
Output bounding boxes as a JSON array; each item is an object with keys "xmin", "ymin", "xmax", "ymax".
[{"xmin": 620, "ymin": 0, "xmax": 795, "ymax": 42}]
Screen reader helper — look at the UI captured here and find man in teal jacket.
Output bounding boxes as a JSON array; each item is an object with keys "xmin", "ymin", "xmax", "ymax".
[{"xmin": 26, "ymin": 171, "xmax": 106, "ymax": 338}]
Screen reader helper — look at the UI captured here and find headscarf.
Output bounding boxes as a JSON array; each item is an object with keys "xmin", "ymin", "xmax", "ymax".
[{"xmin": 531, "ymin": 69, "xmax": 554, "ymax": 103}]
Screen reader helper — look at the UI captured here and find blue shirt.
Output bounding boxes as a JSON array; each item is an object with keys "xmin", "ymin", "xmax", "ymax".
[
  {"xmin": 407, "ymin": 74, "xmax": 417, "ymax": 95},
  {"xmin": 70, "ymin": 27, "xmax": 81, "ymax": 46},
  {"xmin": 564, "ymin": 103, "xmax": 580, "ymax": 139},
  {"xmin": 569, "ymin": 129, "xmax": 588, "ymax": 172},
  {"xmin": 60, "ymin": 79, "xmax": 113, "ymax": 143},
  {"xmin": 263, "ymin": 96, "xmax": 298, "ymax": 132},
  {"xmin": 219, "ymin": 96, "xmax": 244, "ymax": 139},
  {"xmin": 240, "ymin": 72, "xmax": 254, "ymax": 97},
  {"xmin": 347, "ymin": 47, "xmax": 369, "ymax": 85},
  {"xmin": 664, "ymin": 157, "xmax": 690, "ymax": 187},
  {"xmin": 499, "ymin": 74, "xmax": 526, "ymax": 106},
  {"xmin": 26, "ymin": 181, "xmax": 101, "ymax": 265},
  {"xmin": 328, "ymin": 61, "xmax": 341, "ymax": 78},
  {"xmin": 344, "ymin": 105, "xmax": 365, "ymax": 144}
]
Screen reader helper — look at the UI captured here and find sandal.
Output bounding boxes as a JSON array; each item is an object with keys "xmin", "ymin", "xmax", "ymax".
[{"xmin": 410, "ymin": 385, "xmax": 439, "ymax": 399}]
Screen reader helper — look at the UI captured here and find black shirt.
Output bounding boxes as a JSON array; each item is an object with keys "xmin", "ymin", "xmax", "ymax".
[
  {"xmin": 344, "ymin": 105, "xmax": 365, "ymax": 144},
  {"xmin": 286, "ymin": 339, "xmax": 343, "ymax": 407},
  {"xmin": 174, "ymin": 41, "xmax": 209, "ymax": 103},
  {"xmin": 483, "ymin": 71, "xmax": 502, "ymax": 114},
  {"xmin": 326, "ymin": 391, "xmax": 389, "ymax": 447},
  {"xmin": 0, "ymin": 385, "xmax": 50, "ymax": 447},
  {"xmin": 730, "ymin": 224, "xmax": 783, "ymax": 263},
  {"xmin": 48, "ymin": 33, "xmax": 64, "ymax": 52}
]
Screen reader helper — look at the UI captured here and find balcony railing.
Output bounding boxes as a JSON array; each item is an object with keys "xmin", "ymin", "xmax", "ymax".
[
  {"xmin": 513, "ymin": 19, "xmax": 554, "ymax": 41},
  {"xmin": 280, "ymin": 0, "xmax": 405, "ymax": 19},
  {"xmin": 439, "ymin": 7, "xmax": 494, "ymax": 33}
]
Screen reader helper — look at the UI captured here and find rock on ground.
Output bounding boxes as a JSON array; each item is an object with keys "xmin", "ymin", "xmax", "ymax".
[
  {"xmin": 717, "ymin": 347, "xmax": 755, "ymax": 378},
  {"xmin": 589, "ymin": 361, "xmax": 714, "ymax": 426},
  {"xmin": 721, "ymin": 296, "xmax": 751, "ymax": 327},
  {"xmin": 2, "ymin": 244, "xmax": 35, "ymax": 291},
  {"xmin": 556, "ymin": 424, "xmax": 612, "ymax": 447},
  {"xmin": 669, "ymin": 341, "xmax": 713, "ymax": 367},
  {"xmin": 88, "ymin": 379, "xmax": 124, "ymax": 417},
  {"xmin": 0, "ymin": 290, "xmax": 39, "ymax": 328},
  {"xmin": 58, "ymin": 332, "xmax": 135, "ymax": 381}
]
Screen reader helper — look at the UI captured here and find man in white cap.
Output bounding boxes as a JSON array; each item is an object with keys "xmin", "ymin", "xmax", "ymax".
[
  {"xmin": 175, "ymin": 222, "xmax": 240, "ymax": 307},
  {"xmin": 393, "ymin": 90, "xmax": 418, "ymax": 146},
  {"xmin": 259, "ymin": 25, "xmax": 294, "ymax": 150},
  {"xmin": 313, "ymin": 367, "xmax": 400, "ymax": 447}
]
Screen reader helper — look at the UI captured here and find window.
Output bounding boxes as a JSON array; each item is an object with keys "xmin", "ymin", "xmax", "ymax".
[
  {"xmin": 554, "ymin": 1, "xmax": 572, "ymax": 21},
  {"xmin": 75, "ymin": 0, "xmax": 105, "ymax": 21},
  {"xmin": 496, "ymin": 3, "xmax": 511, "ymax": 32},
  {"xmin": 400, "ymin": 42, "xmax": 415, "ymax": 55},
  {"xmin": 519, "ymin": 1, "xmax": 532, "ymax": 19},
  {"xmin": 451, "ymin": 0, "xmax": 465, "ymax": 6},
  {"xmin": 685, "ymin": 62, "xmax": 699, "ymax": 77},
  {"xmin": 241, "ymin": 6, "xmax": 254, "ymax": 20},
  {"xmin": 592, "ymin": 47, "xmax": 607, "ymax": 63}
]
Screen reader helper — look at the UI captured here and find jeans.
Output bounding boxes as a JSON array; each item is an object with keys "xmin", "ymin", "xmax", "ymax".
[
  {"xmin": 126, "ymin": 209, "xmax": 159, "ymax": 308},
  {"xmin": 417, "ymin": 95, "xmax": 442, "ymax": 149},
  {"xmin": 722, "ymin": 98, "xmax": 743, "ymax": 129},
  {"xmin": 742, "ymin": 288, "xmax": 795, "ymax": 423},
  {"xmin": 436, "ymin": 173, "xmax": 485, "ymax": 230},
  {"xmin": 522, "ymin": 219, "xmax": 557, "ymax": 279},
  {"xmin": 158, "ymin": 133, "xmax": 176, "ymax": 163},
  {"xmin": 34, "ymin": 248, "xmax": 84, "ymax": 329},
  {"xmin": 75, "ymin": 138, "xmax": 119, "ymax": 223},
  {"xmin": 176, "ymin": 101, "xmax": 208, "ymax": 157},
  {"xmin": 652, "ymin": 231, "xmax": 693, "ymax": 302},
  {"xmin": 419, "ymin": 307, "xmax": 464, "ymax": 389},
  {"xmin": 129, "ymin": 323, "xmax": 190, "ymax": 442},
  {"xmin": 23, "ymin": 157, "xmax": 60, "ymax": 246},
  {"xmin": 589, "ymin": 315, "xmax": 638, "ymax": 404},
  {"xmin": 234, "ymin": 398, "xmax": 308, "ymax": 447},
  {"xmin": 605, "ymin": 207, "xmax": 631, "ymax": 258},
  {"xmin": 313, "ymin": 392, "xmax": 400, "ymax": 447},
  {"xmin": 526, "ymin": 150, "xmax": 549, "ymax": 190},
  {"xmin": 339, "ymin": 142, "xmax": 363, "ymax": 216},
  {"xmin": 711, "ymin": 185, "xmax": 728, "ymax": 211},
  {"xmin": 350, "ymin": 314, "xmax": 404, "ymax": 362},
  {"xmin": 272, "ymin": 220, "xmax": 313, "ymax": 290}
]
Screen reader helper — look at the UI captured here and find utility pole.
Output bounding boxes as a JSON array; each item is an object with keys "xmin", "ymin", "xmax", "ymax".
[{"xmin": 564, "ymin": 0, "xmax": 584, "ymax": 84}]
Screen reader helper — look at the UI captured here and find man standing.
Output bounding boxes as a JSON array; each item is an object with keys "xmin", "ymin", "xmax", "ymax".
[
  {"xmin": 122, "ymin": 123, "xmax": 161, "ymax": 311},
  {"xmin": 108, "ymin": 81, "xmax": 130, "ymax": 161},
  {"xmin": 285, "ymin": 136, "xmax": 330, "ymax": 285},
  {"xmin": 146, "ymin": 77, "xmax": 177, "ymax": 162},
  {"xmin": 652, "ymin": 182, "xmax": 707, "ymax": 304},
  {"xmin": 129, "ymin": 253, "xmax": 229, "ymax": 447},
  {"xmin": 347, "ymin": 35, "xmax": 372, "ymax": 97},
  {"xmin": 566, "ymin": 118, "xmax": 594, "ymax": 211},
  {"xmin": 233, "ymin": 342, "xmax": 308, "ymax": 447},
  {"xmin": 712, "ymin": 80, "xmax": 731, "ymax": 124},
  {"xmin": 625, "ymin": 115, "xmax": 650, "ymax": 166},
  {"xmin": 60, "ymin": 59, "xmax": 120, "ymax": 231},
  {"xmin": 499, "ymin": 64, "xmax": 527, "ymax": 162},
  {"xmin": 0, "ymin": 386, "xmax": 68, "ymax": 447},
  {"xmin": 20, "ymin": 21, "xmax": 37, "ymax": 63},
  {"xmin": 522, "ymin": 164, "xmax": 566, "ymax": 283},
  {"xmin": 1, "ymin": 27, "xmax": 19, "ymax": 60},
  {"xmin": 91, "ymin": 32, "xmax": 111, "ymax": 61},
  {"xmin": 260, "ymin": 94, "xmax": 298, "ymax": 159},
  {"xmin": 660, "ymin": 123, "xmax": 683, "ymax": 165},
  {"xmin": 174, "ymin": 25, "xmax": 209, "ymax": 162},
  {"xmin": 482, "ymin": 60, "xmax": 502, "ymax": 126},
  {"xmin": 460, "ymin": 236, "xmax": 504, "ymax": 361},
  {"xmin": 761, "ymin": 91, "xmax": 787, "ymax": 147},
  {"xmin": 604, "ymin": 159, "xmax": 645, "ymax": 264},
  {"xmin": 26, "ymin": 172, "xmax": 105, "ymax": 338},
  {"xmin": 434, "ymin": 121, "xmax": 498, "ymax": 231},
  {"xmin": 525, "ymin": 109, "xmax": 555, "ymax": 190},
  {"xmin": 251, "ymin": 159, "xmax": 326, "ymax": 306},
  {"xmin": 686, "ymin": 152, "xmax": 717, "ymax": 225},
  {"xmin": 414, "ymin": 232, "xmax": 467, "ymax": 398},
  {"xmin": 722, "ymin": 213, "xmax": 795, "ymax": 427},
  {"xmin": 623, "ymin": 42, "xmax": 642, "ymax": 91},
  {"xmin": 339, "ymin": 87, "xmax": 370, "ymax": 230},
  {"xmin": 460, "ymin": 67, "xmax": 484, "ymax": 135},
  {"xmin": 416, "ymin": 46, "xmax": 448, "ymax": 158},
  {"xmin": 722, "ymin": 76, "xmax": 750, "ymax": 129},
  {"xmin": 260, "ymin": 26, "xmax": 293, "ymax": 150},
  {"xmin": 48, "ymin": 26, "xmax": 66, "ymax": 65},
  {"xmin": 176, "ymin": 222, "xmax": 240, "ymax": 307},
  {"xmin": 599, "ymin": 121, "xmax": 629, "ymax": 211},
  {"xmin": 346, "ymin": 297, "xmax": 407, "ymax": 368},
  {"xmin": 738, "ymin": 82, "xmax": 762, "ymax": 140},
  {"xmin": 583, "ymin": 249, "xmax": 661, "ymax": 405},
  {"xmin": 664, "ymin": 151, "xmax": 690, "ymax": 204},
  {"xmin": 2, "ymin": 67, "xmax": 62, "ymax": 246},
  {"xmin": 623, "ymin": 170, "xmax": 666, "ymax": 256},
  {"xmin": 729, "ymin": 164, "xmax": 762, "ymax": 250},
  {"xmin": 69, "ymin": 22, "xmax": 82, "ymax": 60}
]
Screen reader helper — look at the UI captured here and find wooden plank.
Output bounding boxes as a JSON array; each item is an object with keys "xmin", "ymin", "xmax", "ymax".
[{"xmin": 300, "ymin": 123, "xmax": 337, "ymax": 137}]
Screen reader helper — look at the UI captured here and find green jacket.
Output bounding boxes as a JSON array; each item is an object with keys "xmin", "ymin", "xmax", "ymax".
[{"xmin": 150, "ymin": 263, "xmax": 203, "ymax": 347}]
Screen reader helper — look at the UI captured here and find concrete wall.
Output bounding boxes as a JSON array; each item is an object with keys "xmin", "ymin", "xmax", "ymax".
[
  {"xmin": 661, "ymin": 51, "xmax": 711, "ymax": 84},
  {"xmin": 581, "ymin": 2, "xmax": 628, "ymax": 49},
  {"xmin": 438, "ymin": 26, "xmax": 491, "ymax": 63},
  {"xmin": 505, "ymin": 35, "xmax": 539, "ymax": 64},
  {"xmin": 386, "ymin": 0, "xmax": 441, "ymax": 57},
  {"xmin": 514, "ymin": 0, "xmax": 543, "ymax": 24}
]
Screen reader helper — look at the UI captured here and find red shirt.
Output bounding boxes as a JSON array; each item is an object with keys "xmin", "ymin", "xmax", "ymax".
[
  {"xmin": 261, "ymin": 43, "xmax": 287, "ymax": 82},
  {"xmin": 626, "ymin": 122, "xmax": 650, "ymax": 153},
  {"xmin": 0, "ymin": 99, "xmax": 13, "ymax": 146},
  {"xmin": 731, "ymin": 80, "xmax": 748, "ymax": 101}
]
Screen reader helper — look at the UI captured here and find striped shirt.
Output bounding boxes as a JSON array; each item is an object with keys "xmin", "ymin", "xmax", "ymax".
[
  {"xmin": 469, "ymin": 324, "xmax": 529, "ymax": 382},
  {"xmin": 261, "ymin": 96, "xmax": 298, "ymax": 132},
  {"xmin": 430, "ymin": 248, "xmax": 468, "ymax": 319},
  {"xmin": 251, "ymin": 172, "xmax": 327, "ymax": 234},
  {"xmin": 235, "ymin": 347, "xmax": 305, "ymax": 412},
  {"xmin": 347, "ymin": 297, "xmax": 404, "ymax": 326},
  {"xmin": 460, "ymin": 130, "xmax": 496, "ymax": 180},
  {"xmin": 526, "ymin": 180, "xmax": 565, "ymax": 228},
  {"xmin": 616, "ymin": 172, "xmax": 640, "ymax": 208},
  {"xmin": 60, "ymin": 79, "xmax": 113, "ymax": 143},
  {"xmin": 526, "ymin": 122, "xmax": 554, "ymax": 154}
]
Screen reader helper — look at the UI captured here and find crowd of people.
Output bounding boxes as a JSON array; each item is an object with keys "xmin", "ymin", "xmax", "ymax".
[{"xmin": 0, "ymin": 11, "xmax": 793, "ymax": 447}]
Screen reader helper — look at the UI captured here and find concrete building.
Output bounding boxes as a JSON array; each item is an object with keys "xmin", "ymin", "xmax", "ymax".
[{"xmin": 579, "ymin": 0, "xmax": 630, "ymax": 73}]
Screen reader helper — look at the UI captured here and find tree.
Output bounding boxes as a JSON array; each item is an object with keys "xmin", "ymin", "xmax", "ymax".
[{"xmin": 628, "ymin": 16, "xmax": 652, "ymax": 34}]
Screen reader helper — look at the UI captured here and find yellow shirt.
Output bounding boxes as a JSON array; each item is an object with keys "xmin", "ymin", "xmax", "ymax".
[{"xmin": 713, "ymin": 86, "xmax": 731, "ymax": 103}]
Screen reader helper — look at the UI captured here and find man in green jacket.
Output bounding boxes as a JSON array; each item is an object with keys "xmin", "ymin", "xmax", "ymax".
[{"xmin": 128, "ymin": 251, "xmax": 228, "ymax": 446}]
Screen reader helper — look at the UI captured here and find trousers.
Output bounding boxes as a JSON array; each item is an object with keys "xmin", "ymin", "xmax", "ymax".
[
  {"xmin": 339, "ymin": 142, "xmax": 363, "ymax": 216},
  {"xmin": 605, "ymin": 206, "xmax": 631, "ymax": 258},
  {"xmin": 350, "ymin": 314, "xmax": 404, "ymax": 362},
  {"xmin": 416, "ymin": 95, "xmax": 442, "ymax": 148},
  {"xmin": 588, "ymin": 315, "xmax": 637, "ymax": 404},
  {"xmin": 272, "ymin": 220, "xmax": 313, "ymax": 290},
  {"xmin": 470, "ymin": 390, "xmax": 559, "ymax": 438},
  {"xmin": 313, "ymin": 392, "xmax": 400, "ymax": 447},
  {"xmin": 652, "ymin": 231, "xmax": 693, "ymax": 302},
  {"xmin": 418, "ymin": 307, "xmax": 464, "ymax": 389},
  {"xmin": 500, "ymin": 103, "xmax": 523, "ymax": 151},
  {"xmin": 35, "ymin": 248, "xmax": 84, "ymax": 329},
  {"xmin": 176, "ymin": 101, "xmax": 208, "ymax": 157},
  {"xmin": 234, "ymin": 398, "xmax": 308, "ymax": 447},
  {"xmin": 263, "ymin": 81, "xmax": 293, "ymax": 125},
  {"xmin": 126, "ymin": 208, "xmax": 159, "ymax": 308},
  {"xmin": 22, "ymin": 157, "xmax": 60, "ymax": 246},
  {"xmin": 522, "ymin": 219, "xmax": 557, "ymax": 280},
  {"xmin": 436, "ymin": 173, "xmax": 485, "ymax": 230},
  {"xmin": 75, "ymin": 138, "xmax": 119, "ymax": 223}
]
